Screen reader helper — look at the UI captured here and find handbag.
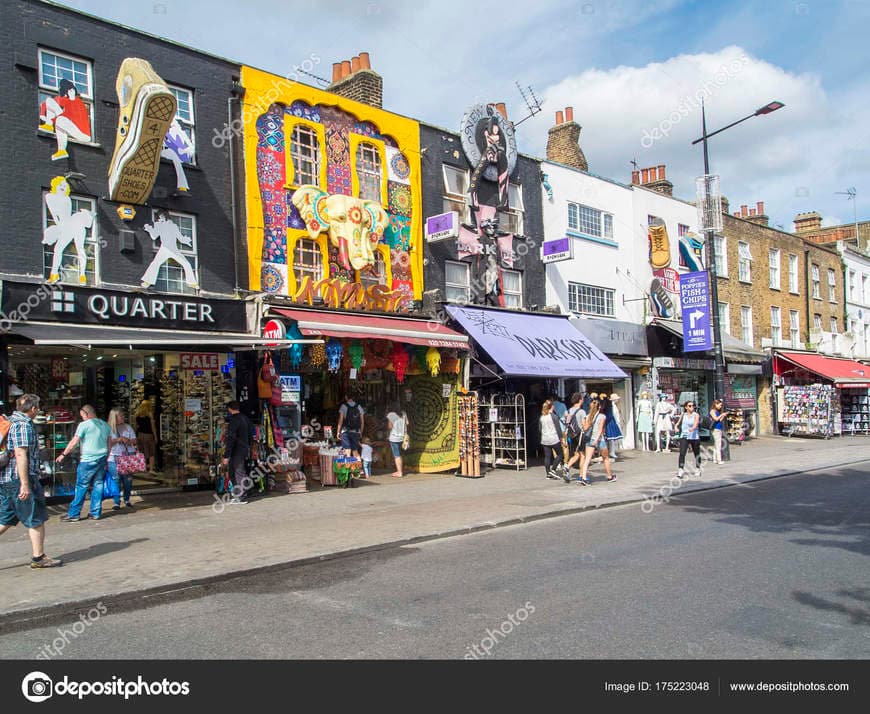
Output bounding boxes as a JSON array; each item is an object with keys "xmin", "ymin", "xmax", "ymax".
[
  {"xmin": 116, "ymin": 444, "xmax": 146, "ymax": 475},
  {"xmin": 258, "ymin": 353, "xmax": 277, "ymax": 399},
  {"xmin": 401, "ymin": 414, "xmax": 410, "ymax": 451}
]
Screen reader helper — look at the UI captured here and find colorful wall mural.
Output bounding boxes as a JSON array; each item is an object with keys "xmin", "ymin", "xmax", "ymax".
[{"xmin": 242, "ymin": 67, "xmax": 423, "ymax": 308}]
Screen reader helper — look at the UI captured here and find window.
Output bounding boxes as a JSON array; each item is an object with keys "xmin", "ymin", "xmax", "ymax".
[
  {"xmin": 167, "ymin": 85, "xmax": 195, "ymax": 164},
  {"xmin": 811, "ymin": 264, "xmax": 820, "ymax": 298},
  {"xmin": 289, "ymin": 124, "xmax": 320, "ymax": 186},
  {"xmin": 828, "ymin": 268, "xmax": 837, "ymax": 302},
  {"xmin": 355, "ymin": 142, "xmax": 382, "ymax": 201},
  {"xmin": 849, "ymin": 270, "xmax": 856, "ymax": 301},
  {"xmin": 568, "ymin": 282, "xmax": 615, "ymax": 317},
  {"xmin": 770, "ymin": 306, "xmax": 782, "ymax": 346},
  {"xmin": 831, "ymin": 316, "xmax": 838, "ymax": 333},
  {"xmin": 358, "ymin": 251, "xmax": 386, "ymax": 291},
  {"xmin": 768, "ymin": 249, "xmax": 780, "ymax": 289},
  {"xmin": 813, "ymin": 314, "xmax": 822, "ymax": 332},
  {"xmin": 442, "ymin": 165, "xmax": 470, "ymax": 223},
  {"xmin": 148, "ymin": 211, "xmax": 197, "ymax": 294},
  {"xmin": 790, "ymin": 310, "xmax": 800, "ymax": 348},
  {"xmin": 788, "ymin": 254, "xmax": 799, "ymax": 293},
  {"xmin": 863, "ymin": 274, "xmax": 868, "ymax": 304},
  {"xmin": 738, "ymin": 241, "xmax": 752, "ymax": 282},
  {"xmin": 501, "ymin": 269, "xmax": 522, "ymax": 308},
  {"xmin": 713, "ymin": 235, "xmax": 727, "ymax": 276},
  {"xmin": 502, "ymin": 183, "xmax": 525, "ymax": 235},
  {"xmin": 38, "ymin": 48, "xmax": 94, "ymax": 143},
  {"xmin": 293, "ymin": 238, "xmax": 323, "ymax": 287},
  {"xmin": 568, "ymin": 203, "xmax": 614, "ymax": 241},
  {"xmin": 445, "ymin": 261, "xmax": 470, "ymax": 303},
  {"xmin": 42, "ymin": 191, "xmax": 99, "ymax": 285},
  {"xmin": 718, "ymin": 302, "xmax": 730, "ymax": 335},
  {"xmin": 741, "ymin": 306, "xmax": 753, "ymax": 346}
]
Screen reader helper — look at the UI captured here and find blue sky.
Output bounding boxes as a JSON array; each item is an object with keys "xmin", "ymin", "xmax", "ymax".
[{"xmin": 53, "ymin": 0, "xmax": 870, "ymax": 231}]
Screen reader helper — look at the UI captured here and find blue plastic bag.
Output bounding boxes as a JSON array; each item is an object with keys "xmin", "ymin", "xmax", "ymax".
[{"xmin": 103, "ymin": 472, "xmax": 120, "ymax": 499}]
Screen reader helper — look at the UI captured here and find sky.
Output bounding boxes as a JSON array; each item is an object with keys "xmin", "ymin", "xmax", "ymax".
[{"xmin": 53, "ymin": 0, "xmax": 870, "ymax": 232}]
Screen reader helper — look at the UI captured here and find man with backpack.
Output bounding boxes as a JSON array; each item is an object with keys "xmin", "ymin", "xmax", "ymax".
[
  {"xmin": 336, "ymin": 393, "xmax": 365, "ymax": 458},
  {"xmin": 0, "ymin": 394, "xmax": 62, "ymax": 568},
  {"xmin": 560, "ymin": 392, "xmax": 588, "ymax": 482},
  {"xmin": 223, "ymin": 401, "xmax": 253, "ymax": 504}
]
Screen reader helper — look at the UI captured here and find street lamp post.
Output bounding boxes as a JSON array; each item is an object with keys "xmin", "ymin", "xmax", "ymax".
[{"xmin": 691, "ymin": 99, "xmax": 784, "ymax": 400}]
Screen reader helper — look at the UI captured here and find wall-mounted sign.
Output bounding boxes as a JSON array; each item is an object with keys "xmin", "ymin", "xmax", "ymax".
[
  {"xmin": 653, "ymin": 356, "xmax": 715, "ymax": 370},
  {"xmin": 141, "ymin": 214, "xmax": 199, "ymax": 290},
  {"xmin": 180, "ymin": 353, "xmax": 219, "ymax": 370},
  {"xmin": 43, "ymin": 176, "xmax": 95, "ymax": 286},
  {"xmin": 425, "ymin": 212, "xmax": 459, "ymax": 242},
  {"xmin": 263, "ymin": 319, "xmax": 285, "ymax": 345},
  {"xmin": 652, "ymin": 267, "xmax": 680, "ymax": 294},
  {"xmin": 294, "ymin": 276, "xmax": 410, "ymax": 313},
  {"xmin": 117, "ymin": 205, "xmax": 136, "ymax": 222},
  {"xmin": 460, "ymin": 104, "xmax": 518, "ymax": 187},
  {"xmin": 679, "ymin": 271, "xmax": 713, "ymax": 352},
  {"xmin": 542, "ymin": 236, "xmax": 573, "ymax": 264}
]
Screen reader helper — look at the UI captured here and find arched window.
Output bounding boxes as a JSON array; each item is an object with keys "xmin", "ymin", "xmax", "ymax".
[
  {"xmin": 293, "ymin": 238, "xmax": 322, "ymax": 286},
  {"xmin": 356, "ymin": 142, "xmax": 382, "ymax": 201},
  {"xmin": 290, "ymin": 125, "xmax": 320, "ymax": 186}
]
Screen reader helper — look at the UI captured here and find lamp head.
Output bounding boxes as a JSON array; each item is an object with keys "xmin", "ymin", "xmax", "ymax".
[{"xmin": 755, "ymin": 101, "xmax": 784, "ymax": 116}]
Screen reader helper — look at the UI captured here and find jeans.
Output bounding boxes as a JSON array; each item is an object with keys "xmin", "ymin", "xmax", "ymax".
[
  {"xmin": 67, "ymin": 456, "xmax": 108, "ymax": 519},
  {"xmin": 678, "ymin": 438, "xmax": 701, "ymax": 469},
  {"xmin": 107, "ymin": 461, "xmax": 132, "ymax": 505}
]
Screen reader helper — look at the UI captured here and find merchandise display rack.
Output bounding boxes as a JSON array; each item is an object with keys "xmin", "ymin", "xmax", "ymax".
[
  {"xmin": 457, "ymin": 392, "xmax": 481, "ymax": 477},
  {"xmin": 840, "ymin": 388, "xmax": 870, "ymax": 435},
  {"xmin": 778, "ymin": 383, "xmax": 840, "ymax": 438},
  {"xmin": 477, "ymin": 392, "xmax": 526, "ymax": 470}
]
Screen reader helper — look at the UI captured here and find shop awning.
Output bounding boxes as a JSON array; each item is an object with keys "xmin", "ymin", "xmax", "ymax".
[
  {"xmin": 776, "ymin": 351, "xmax": 870, "ymax": 387},
  {"xmin": 446, "ymin": 305, "xmax": 626, "ymax": 379},
  {"xmin": 8, "ymin": 322, "xmax": 318, "ymax": 348},
  {"xmin": 651, "ymin": 318, "xmax": 764, "ymax": 363},
  {"xmin": 271, "ymin": 308, "xmax": 469, "ymax": 349}
]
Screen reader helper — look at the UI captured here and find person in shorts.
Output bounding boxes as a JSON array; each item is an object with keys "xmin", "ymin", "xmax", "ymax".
[
  {"xmin": 0, "ymin": 394, "xmax": 62, "ymax": 568},
  {"xmin": 336, "ymin": 393, "xmax": 365, "ymax": 457}
]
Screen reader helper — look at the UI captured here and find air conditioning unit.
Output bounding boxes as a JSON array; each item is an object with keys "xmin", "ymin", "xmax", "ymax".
[{"xmin": 760, "ymin": 338, "xmax": 773, "ymax": 348}]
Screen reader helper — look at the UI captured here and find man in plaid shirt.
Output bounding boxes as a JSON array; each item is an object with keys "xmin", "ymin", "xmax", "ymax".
[{"xmin": 0, "ymin": 394, "xmax": 62, "ymax": 568}]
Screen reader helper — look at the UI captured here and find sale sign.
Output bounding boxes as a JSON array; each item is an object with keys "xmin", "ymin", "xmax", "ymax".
[{"xmin": 180, "ymin": 353, "xmax": 219, "ymax": 370}]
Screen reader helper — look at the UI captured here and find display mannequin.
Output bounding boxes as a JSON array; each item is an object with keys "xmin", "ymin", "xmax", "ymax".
[
  {"xmin": 654, "ymin": 395, "xmax": 676, "ymax": 452},
  {"xmin": 635, "ymin": 391, "xmax": 653, "ymax": 451}
]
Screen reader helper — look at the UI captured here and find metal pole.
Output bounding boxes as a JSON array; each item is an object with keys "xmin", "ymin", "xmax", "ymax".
[{"xmin": 701, "ymin": 102, "xmax": 727, "ymax": 400}]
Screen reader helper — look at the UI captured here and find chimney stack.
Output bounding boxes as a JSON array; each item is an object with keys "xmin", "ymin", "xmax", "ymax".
[
  {"xmin": 740, "ymin": 199, "xmax": 769, "ymax": 226},
  {"xmin": 546, "ymin": 106, "xmax": 588, "ymax": 171},
  {"xmin": 638, "ymin": 164, "xmax": 673, "ymax": 196},
  {"xmin": 631, "ymin": 170, "xmax": 640, "ymax": 185},
  {"xmin": 328, "ymin": 51, "xmax": 383, "ymax": 108},
  {"xmin": 794, "ymin": 211, "xmax": 823, "ymax": 235}
]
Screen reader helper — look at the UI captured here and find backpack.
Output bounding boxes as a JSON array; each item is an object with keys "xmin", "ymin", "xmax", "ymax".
[
  {"xmin": 700, "ymin": 414, "xmax": 714, "ymax": 430},
  {"xmin": 0, "ymin": 415, "xmax": 12, "ymax": 469},
  {"xmin": 566, "ymin": 409, "xmax": 583, "ymax": 439},
  {"xmin": 343, "ymin": 403, "xmax": 361, "ymax": 432}
]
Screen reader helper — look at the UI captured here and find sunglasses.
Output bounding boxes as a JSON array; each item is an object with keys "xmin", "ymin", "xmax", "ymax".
[{"xmin": 686, "ymin": 404, "xmax": 695, "ymax": 408}]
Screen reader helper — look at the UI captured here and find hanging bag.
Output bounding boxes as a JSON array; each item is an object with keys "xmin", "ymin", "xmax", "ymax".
[
  {"xmin": 258, "ymin": 353, "xmax": 277, "ymax": 399},
  {"xmin": 401, "ymin": 413, "xmax": 410, "ymax": 451},
  {"xmin": 103, "ymin": 469, "xmax": 120, "ymax": 498}
]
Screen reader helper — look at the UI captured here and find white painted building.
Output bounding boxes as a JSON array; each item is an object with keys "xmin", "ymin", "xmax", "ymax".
[{"xmin": 839, "ymin": 241, "xmax": 870, "ymax": 359}]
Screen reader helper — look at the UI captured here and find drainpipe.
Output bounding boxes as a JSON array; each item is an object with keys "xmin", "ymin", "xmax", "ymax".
[
  {"xmin": 228, "ymin": 90, "xmax": 242, "ymax": 296},
  {"xmin": 804, "ymin": 248, "xmax": 811, "ymax": 349}
]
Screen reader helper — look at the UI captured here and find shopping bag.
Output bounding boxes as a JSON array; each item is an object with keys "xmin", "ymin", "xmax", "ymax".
[
  {"xmin": 103, "ymin": 471, "xmax": 120, "ymax": 498},
  {"xmin": 116, "ymin": 446, "xmax": 146, "ymax": 475}
]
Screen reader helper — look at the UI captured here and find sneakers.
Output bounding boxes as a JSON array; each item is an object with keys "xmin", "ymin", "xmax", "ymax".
[
  {"xmin": 677, "ymin": 468, "xmax": 685, "ymax": 479},
  {"xmin": 31, "ymin": 555, "xmax": 63, "ymax": 569},
  {"xmin": 108, "ymin": 58, "xmax": 177, "ymax": 204},
  {"xmin": 546, "ymin": 470, "xmax": 560, "ymax": 480},
  {"xmin": 51, "ymin": 149, "xmax": 69, "ymax": 161},
  {"xmin": 112, "ymin": 505, "xmax": 121, "ymax": 511},
  {"xmin": 227, "ymin": 497, "xmax": 248, "ymax": 505},
  {"xmin": 60, "ymin": 515, "xmax": 82, "ymax": 522},
  {"xmin": 648, "ymin": 219, "xmax": 671, "ymax": 269},
  {"xmin": 650, "ymin": 277, "xmax": 675, "ymax": 318}
]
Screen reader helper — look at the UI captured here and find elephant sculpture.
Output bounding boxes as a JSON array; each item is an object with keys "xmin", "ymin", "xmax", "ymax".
[{"xmin": 291, "ymin": 185, "xmax": 389, "ymax": 272}]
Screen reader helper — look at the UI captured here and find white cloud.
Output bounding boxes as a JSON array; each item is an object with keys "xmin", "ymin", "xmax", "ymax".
[{"xmin": 520, "ymin": 46, "xmax": 870, "ymax": 232}]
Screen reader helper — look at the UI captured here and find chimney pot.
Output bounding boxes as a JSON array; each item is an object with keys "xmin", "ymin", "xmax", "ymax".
[
  {"xmin": 332, "ymin": 62, "xmax": 342, "ymax": 83},
  {"xmin": 340, "ymin": 60, "xmax": 351, "ymax": 78},
  {"xmin": 358, "ymin": 52, "xmax": 371, "ymax": 69},
  {"xmin": 749, "ymin": 208, "xmax": 757, "ymax": 216},
  {"xmin": 631, "ymin": 170, "xmax": 640, "ymax": 185},
  {"xmin": 642, "ymin": 168, "xmax": 651, "ymax": 183},
  {"xmin": 757, "ymin": 201, "xmax": 764, "ymax": 214},
  {"xmin": 741, "ymin": 204, "xmax": 748, "ymax": 217},
  {"xmin": 565, "ymin": 106, "xmax": 574, "ymax": 122},
  {"xmin": 657, "ymin": 164, "xmax": 666, "ymax": 180},
  {"xmin": 734, "ymin": 212, "xmax": 740, "ymax": 217},
  {"xmin": 351, "ymin": 55, "xmax": 361, "ymax": 73},
  {"xmin": 555, "ymin": 110, "xmax": 564, "ymax": 125}
]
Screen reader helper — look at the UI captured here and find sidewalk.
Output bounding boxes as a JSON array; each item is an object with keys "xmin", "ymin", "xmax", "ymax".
[{"xmin": 1, "ymin": 435, "xmax": 867, "ymax": 626}]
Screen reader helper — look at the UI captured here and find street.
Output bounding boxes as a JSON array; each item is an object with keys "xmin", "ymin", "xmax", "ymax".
[{"xmin": 1, "ymin": 461, "xmax": 867, "ymax": 659}]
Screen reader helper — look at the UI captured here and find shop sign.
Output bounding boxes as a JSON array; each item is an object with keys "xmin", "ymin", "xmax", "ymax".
[
  {"xmin": 294, "ymin": 276, "xmax": 410, "ymax": 313},
  {"xmin": 50, "ymin": 357, "xmax": 69, "ymax": 381},
  {"xmin": 679, "ymin": 271, "xmax": 712, "ymax": 352},
  {"xmin": 0, "ymin": 282, "xmax": 248, "ymax": 333},
  {"xmin": 263, "ymin": 319, "xmax": 285, "ymax": 345},
  {"xmin": 542, "ymin": 237, "xmax": 573, "ymax": 263},
  {"xmin": 653, "ymin": 267, "xmax": 680, "ymax": 294},
  {"xmin": 180, "ymin": 353, "xmax": 219, "ymax": 370},
  {"xmin": 654, "ymin": 357, "xmax": 715, "ymax": 370},
  {"xmin": 425, "ymin": 212, "xmax": 459, "ymax": 242},
  {"xmin": 724, "ymin": 374, "xmax": 757, "ymax": 409}
]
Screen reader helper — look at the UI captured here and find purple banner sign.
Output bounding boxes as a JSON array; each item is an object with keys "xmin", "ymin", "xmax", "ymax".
[
  {"xmin": 425, "ymin": 211, "xmax": 459, "ymax": 242},
  {"xmin": 679, "ymin": 271, "xmax": 713, "ymax": 352}
]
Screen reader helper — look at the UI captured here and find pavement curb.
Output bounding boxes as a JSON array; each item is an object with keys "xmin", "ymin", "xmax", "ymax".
[{"xmin": 2, "ymin": 455, "xmax": 867, "ymax": 633}]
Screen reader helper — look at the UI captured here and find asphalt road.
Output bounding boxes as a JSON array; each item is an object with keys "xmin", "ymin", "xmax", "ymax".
[{"xmin": 1, "ymin": 462, "xmax": 868, "ymax": 659}]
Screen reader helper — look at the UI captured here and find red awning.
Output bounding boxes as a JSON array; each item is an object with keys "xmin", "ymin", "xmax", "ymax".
[
  {"xmin": 271, "ymin": 308, "xmax": 469, "ymax": 349},
  {"xmin": 776, "ymin": 351, "xmax": 870, "ymax": 387}
]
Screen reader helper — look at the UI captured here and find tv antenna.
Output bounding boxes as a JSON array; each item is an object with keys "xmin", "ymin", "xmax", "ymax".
[{"xmin": 512, "ymin": 82, "xmax": 543, "ymax": 126}]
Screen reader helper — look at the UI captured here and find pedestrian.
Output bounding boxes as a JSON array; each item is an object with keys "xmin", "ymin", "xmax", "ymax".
[
  {"xmin": 605, "ymin": 394, "xmax": 623, "ymax": 459},
  {"xmin": 675, "ymin": 400, "xmax": 702, "ymax": 478},
  {"xmin": 58, "ymin": 405, "xmax": 111, "ymax": 522},
  {"xmin": 709, "ymin": 399, "xmax": 727, "ymax": 465},
  {"xmin": 222, "ymin": 401, "xmax": 253, "ymax": 504},
  {"xmin": 577, "ymin": 395, "xmax": 616, "ymax": 485},
  {"xmin": 0, "ymin": 394, "xmax": 62, "ymax": 568},
  {"xmin": 360, "ymin": 437, "xmax": 373, "ymax": 479},
  {"xmin": 107, "ymin": 408, "xmax": 137, "ymax": 510},
  {"xmin": 551, "ymin": 394, "xmax": 567, "ymax": 421},
  {"xmin": 386, "ymin": 402, "xmax": 409, "ymax": 478},
  {"xmin": 561, "ymin": 392, "xmax": 587, "ymax": 480},
  {"xmin": 336, "ymin": 392, "xmax": 364, "ymax": 458},
  {"xmin": 539, "ymin": 399, "xmax": 565, "ymax": 480},
  {"xmin": 134, "ymin": 395, "xmax": 159, "ymax": 474}
]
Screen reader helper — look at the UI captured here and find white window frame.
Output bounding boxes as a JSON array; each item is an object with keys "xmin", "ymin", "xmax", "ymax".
[
  {"xmin": 568, "ymin": 282, "xmax": 615, "ymax": 317},
  {"xmin": 568, "ymin": 202, "xmax": 614, "ymax": 241},
  {"xmin": 501, "ymin": 269, "xmax": 523, "ymax": 308},
  {"xmin": 37, "ymin": 48, "xmax": 95, "ymax": 143},
  {"xmin": 714, "ymin": 235, "xmax": 727, "ymax": 277},
  {"xmin": 813, "ymin": 313, "xmax": 822, "ymax": 332},
  {"xmin": 741, "ymin": 305, "xmax": 753, "ymax": 346},
  {"xmin": 149, "ymin": 210, "xmax": 198, "ymax": 295},
  {"xmin": 738, "ymin": 241, "xmax": 752, "ymax": 282},
  {"xmin": 812, "ymin": 264, "xmax": 820, "ymax": 299},
  {"xmin": 167, "ymin": 84, "xmax": 195, "ymax": 165},
  {"xmin": 42, "ymin": 191, "xmax": 100, "ymax": 285},
  {"xmin": 356, "ymin": 142, "xmax": 382, "ymax": 202},
  {"xmin": 849, "ymin": 270, "xmax": 856, "ymax": 301},
  {"xmin": 863, "ymin": 274, "xmax": 868, "ymax": 304},
  {"xmin": 445, "ymin": 260, "xmax": 470, "ymax": 303},
  {"xmin": 770, "ymin": 306, "xmax": 782, "ymax": 346},
  {"xmin": 828, "ymin": 268, "xmax": 837, "ymax": 303},
  {"xmin": 293, "ymin": 238, "xmax": 323, "ymax": 287},
  {"xmin": 788, "ymin": 254, "xmax": 799, "ymax": 294},
  {"xmin": 831, "ymin": 316, "xmax": 838, "ymax": 333},
  {"xmin": 442, "ymin": 165, "xmax": 470, "ymax": 223},
  {"xmin": 289, "ymin": 124, "xmax": 320, "ymax": 187},
  {"xmin": 502, "ymin": 183, "xmax": 525, "ymax": 235},
  {"xmin": 768, "ymin": 248, "xmax": 780, "ymax": 290},
  {"xmin": 789, "ymin": 310, "xmax": 800, "ymax": 348},
  {"xmin": 718, "ymin": 302, "xmax": 730, "ymax": 335}
]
